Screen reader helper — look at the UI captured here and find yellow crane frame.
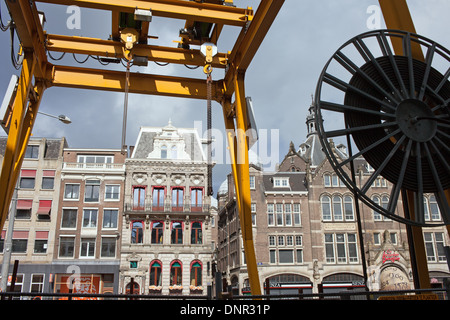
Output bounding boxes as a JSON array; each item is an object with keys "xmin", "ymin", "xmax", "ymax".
[{"xmin": 0, "ymin": 0, "xmax": 447, "ymax": 296}]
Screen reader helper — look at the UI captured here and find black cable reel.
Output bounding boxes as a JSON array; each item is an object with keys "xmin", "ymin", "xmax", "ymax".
[{"xmin": 314, "ymin": 29, "xmax": 450, "ymax": 227}]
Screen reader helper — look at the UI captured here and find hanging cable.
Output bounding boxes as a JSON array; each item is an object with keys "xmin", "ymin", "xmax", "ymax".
[
  {"xmin": 121, "ymin": 59, "xmax": 131, "ymax": 154},
  {"xmin": 47, "ymin": 50, "xmax": 66, "ymax": 61},
  {"xmin": 9, "ymin": 24, "xmax": 21, "ymax": 70},
  {"xmin": 0, "ymin": 2, "xmax": 11, "ymax": 32},
  {"xmin": 205, "ymin": 65, "xmax": 213, "ymax": 196},
  {"xmin": 72, "ymin": 53, "xmax": 89, "ymax": 64}
]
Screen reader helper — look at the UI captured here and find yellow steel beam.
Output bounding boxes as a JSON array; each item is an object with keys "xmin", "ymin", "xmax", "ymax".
[
  {"xmin": 379, "ymin": 0, "xmax": 436, "ymax": 290},
  {"xmin": 46, "ymin": 34, "xmax": 228, "ymax": 68},
  {"xmin": 36, "ymin": 0, "xmax": 253, "ymax": 26},
  {"xmin": 223, "ymin": 0, "xmax": 284, "ymax": 98},
  {"xmin": 6, "ymin": 0, "xmax": 48, "ymax": 78},
  {"xmin": 232, "ymin": 71, "xmax": 261, "ymax": 296},
  {"xmin": 46, "ymin": 64, "xmax": 224, "ymax": 101},
  {"xmin": 0, "ymin": 52, "xmax": 39, "ymax": 230}
]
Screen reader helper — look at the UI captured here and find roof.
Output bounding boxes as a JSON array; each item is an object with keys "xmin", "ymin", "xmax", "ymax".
[{"xmin": 262, "ymin": 172, "xmax": 308, "ymax": 193}]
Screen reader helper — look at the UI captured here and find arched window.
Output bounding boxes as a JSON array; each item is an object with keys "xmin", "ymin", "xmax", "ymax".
[
  {"xmin": 161, "ymin": 145, "xmax": 167, "ymax": 159},
  {"xmin": 171, "ymin": 221, "xmax": 183, "ymax": 244},
  {"xmin": 126, "ymin": 281, "xmax": 140, "ymax": 294},
  {"xmin": 131, "ymin": 221, "xmax": 144, "ymax": 243},
  {"xmin": 191, "ymin": 222, "xmax": 202, "ymax": 244},
  {"xmin": 190, "ymin": 261, "xmax": 202, "ymax": 287},
  {"xmin": 429, "ymin": 195, "xmax": 441, "ymax": 221},
  {"xmin": 321, "ymin": 195, "xmax": 331, "ymax": 221},
  {"xmin": 343, "ymin": 196, "xmax": 354, "ymax": 220},
  {"xmin": 149, "ymin": 260, "xmax": 162, "ymax": 286},
  {"xmin": 332, "ymin": 196, "xmax": 343, "ymax": 221},
  {"xmin": 151, "ymin": 221, "xmax": 164, "ymax": 244},
  {"xmin": 170, "ymin": 260, "xmax": 182, "ymax": 286}
]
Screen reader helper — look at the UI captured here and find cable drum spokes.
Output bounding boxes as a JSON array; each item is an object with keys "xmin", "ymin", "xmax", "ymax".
[{"xmin": 314, "ymin": 30, "xmax": 450, "ymax": 227}]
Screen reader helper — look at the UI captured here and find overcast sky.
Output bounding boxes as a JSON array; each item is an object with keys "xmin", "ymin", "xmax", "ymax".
[{"xmin": 0, "ymin": 0, "xmax": 449, "ymax": 193}]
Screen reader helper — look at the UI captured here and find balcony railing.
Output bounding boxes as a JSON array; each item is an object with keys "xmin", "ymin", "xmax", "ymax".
[{"xmin": 124, "ymin": 202, "xmax": 210, "ymax": 213}]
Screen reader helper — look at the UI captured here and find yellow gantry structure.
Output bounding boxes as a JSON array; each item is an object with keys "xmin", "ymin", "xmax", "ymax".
[
  {"xmin": 0, "ymin": 0, "xmax": 446, "ymax": 296},
  {"xmin": 0, "ymin": 0, "xmax": 285, "ymax": 296}
]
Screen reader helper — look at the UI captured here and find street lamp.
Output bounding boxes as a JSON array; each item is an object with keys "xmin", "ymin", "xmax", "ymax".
[{"xmin": 37, "ymin": 111, "xmax": 72, "ymax": 124}]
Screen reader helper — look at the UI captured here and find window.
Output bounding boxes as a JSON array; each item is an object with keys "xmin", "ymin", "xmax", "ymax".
[
  {"xmin": 324, "ymin": 174, "xmax": 331, "ymax": 187},
  {"xmin": 12, "ymin": 231, "xmax": 28, "ymax": 253},
  {"xmin": 82, "ymin": 209, "xmax": 98, "ymax": 228},
  {"xmin": 285, "ymin": 204, "xmax": 292, "ymax": 226},
  {"xmin": 161, "ymin": 145, "xmax": 167, "ymax": 159},
  {"xmin": 170, "ymin": 261, "xmax": 182, "ymax": 286},
  {"xmin": 321, "ymin": 195, "xmax": 332, "ymax": 221},
  {"xmin": 276, "ymin": 203, "xmax": 283, "ymax": 226},
  {"xmin": 267, "ymin": 203, "xmax": 274, "ymax": 226},
  {"xmin": 131, "ymin": 221, "xmax": 144, "ymax": 244},
  {"xmin": 30, "ymin": 274, "xmax": 44, "ymax": 293},
  {"xmin": 77, "ymin": 155, "xmax": 113, "ymax": 163},
  {"xmin": 190, "ymin": 261, "xmax": 202, "ymax": 287},
  {"xmin": 372, "ymin": 195, "xmax": 391, "ymax": 221},
  {"xmin": 151, "ymin": 221, "xmax": 164, "ymax": 244},
  {"xmin": 41, "ymin": 170, "xmax": 55, "ymax": 190},
  {"xmin": 61, "ymin": 209, "xmax": 77, "ymax": 228},
  {"xmin": 150, "ymin": 261, "xmax": 162, "ymax": 286},
  {"xmin": 20, "ymin": 169, "xmax": 36, "ymax": 189},
  {"xmin": 172, "ymin": 188, "xmax": 184, "ymax": 211},
  {"xmin": 37, "ymin": 200, "xmax": 52, "ymax": 218},
  {"xmin": 429, "ymin": 196, "xmax": 441, "ymax": 221},
  {"xmin": 268, "ymin": 234, "xmax": 303, "ymax": 265},
  {"xmin": 293, "ymin": 203, "xmax": 301, "ymax": 225},
  {"xmin": 80, "ymin": 238, "xmax": 95, "ymax": 257},
  {"xmin": 152, "ymin": 187, "xmax": 164, "ymax": 211},
  {"xmin": 133, "ymin": 186, "xmax": 146, "ymax": 210},
  {"xmin": 323, "ymin": 195, "xmax": 354, "ymax": 222},
  {"xmin": 249, "ymin": 176, "xmax": 255, "ymax": 189},
  {"xmin": 424, "ymin": 232, "xmax": 446, "ymax": 262},
  {"xmin": 105, "ymin": 185, "xmax": 120, "ymax": 200},
  {"xmin": 84, "ymin": 180, "xmax": 100, "ymax": 202},
  {"xmin": 274, "ymin": 177, "xmax": 289, "ymax": 188},
  {"xmin": 101, "ymin": 237, "xmax": 116, "ymax": 258},
  {"xmin": 332, "ymin": 196, "xmax": 343, "ymax": 221},
  {"xmin": 191, "ymin": 222, "xmax": 202, "ymax": 244},
  {"xmin": 325, "ymin": 233, "xmax": 358, "ymax": 264},
  {"xmin": 171, "ymin": 221, "xmax": 183, "ymax": 244},
  {"xmin": 16, "ymin": 200, "xmax": 32, "ymax": 219},
  {"xmin": 25, "ymin": 145, "xmax": 39, "ymax": 159},
  {"xmin": 103, "ymin": 209, "xmax": 118, "ymax": 229},
  {"xmin": 34, "ymin": 231, "xmax": 48, "ymax": 254},
  {"xmin": 191, "ymin": 188, "xmax": 203, "ymax": 211},
  {"xmin": 64, "ymin": 184, "xmax": 80, "ymax": 200},
  {"xmin": 59, "ymin": 237, "xmax": 75, "ymax": 257},
  {"xmin": 344, "ymin": 196, "xmax": 354, "ymax": 220}
]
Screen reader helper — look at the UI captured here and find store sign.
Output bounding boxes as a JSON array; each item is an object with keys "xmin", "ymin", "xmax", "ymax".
[
  {"xmin": 61, "ymin": 275, "xmax": 100, "ymax": 300},
  {"xmin": 382, "ymin": 250, "xmax": 400, "ymax": 264}
]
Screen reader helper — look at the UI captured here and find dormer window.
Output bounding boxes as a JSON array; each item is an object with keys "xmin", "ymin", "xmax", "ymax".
[
  {"xmin": 161, "ymin": 145, "xmax": 167, "ymax": 159},
  {"xmin": 274, "ymin": 177, "xmax": 289, "ymax": 188}
]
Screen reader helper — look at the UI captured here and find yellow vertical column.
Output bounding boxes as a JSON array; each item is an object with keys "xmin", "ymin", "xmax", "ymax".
[
  {"xmin": 379, "ymin": 0, "xmax": 436, "ymax": 290},
  {"xmin": 0, "ymin": 52, "xmax": 38, "ymax": 230},
  {"xmin": 232, "ymin": 71, "xmax": 261, "ymax": 296}
]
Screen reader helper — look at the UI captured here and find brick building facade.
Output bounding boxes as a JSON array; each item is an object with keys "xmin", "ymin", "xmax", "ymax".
[{"xmin": 216, "ymin": 103, "xmax": 449, "ymax": 296}]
